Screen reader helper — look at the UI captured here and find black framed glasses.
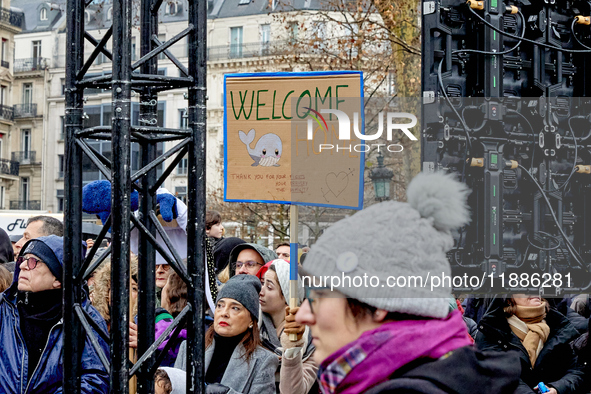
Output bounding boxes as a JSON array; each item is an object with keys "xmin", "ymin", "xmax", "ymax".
[
  {"xmin": 304, "ymin": 286, "xmax": 331, "ymax": 314},
  {"xmin": 235, "ymin": 260, "xmax": 263, "ymax": 270},
  {"xmin": 17, "ymin": 256, "xmax": 42, "ymax": 270}
]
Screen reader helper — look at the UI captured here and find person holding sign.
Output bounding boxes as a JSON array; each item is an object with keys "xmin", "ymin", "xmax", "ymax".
[{"xmin": 259, "ymin": 259, "xmax": 318, "ymax": 394}]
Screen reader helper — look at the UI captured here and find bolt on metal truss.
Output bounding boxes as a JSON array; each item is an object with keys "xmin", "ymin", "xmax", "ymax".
[{"xmin": 64, "ymin": 0, "xmax": 207, "ymax": 393}]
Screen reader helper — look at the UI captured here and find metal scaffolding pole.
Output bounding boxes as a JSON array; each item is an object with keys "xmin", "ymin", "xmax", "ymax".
[{"xmin": 64, "ymin": 0, "xmax": 207, "ymax": 392}]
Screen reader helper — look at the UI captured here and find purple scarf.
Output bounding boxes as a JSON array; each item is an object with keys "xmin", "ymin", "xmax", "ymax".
[{"xmin": 318, "ymin": 310, "xmax": 472, "ymax": 394}]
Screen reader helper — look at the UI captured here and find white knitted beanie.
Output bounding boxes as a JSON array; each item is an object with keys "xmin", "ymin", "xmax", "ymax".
[
  {"xmin": 302, "ymin": 172, "xmax": 471, "ymax": 318},
  {"xmin": 269, "ymin": 259, "xmax": 305, "ymax": 303}
]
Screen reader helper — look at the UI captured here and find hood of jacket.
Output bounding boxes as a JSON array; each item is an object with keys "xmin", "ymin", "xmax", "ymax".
[{"xmin": 228, "ymin": 243, "xmax": 278, "ymax": 278}]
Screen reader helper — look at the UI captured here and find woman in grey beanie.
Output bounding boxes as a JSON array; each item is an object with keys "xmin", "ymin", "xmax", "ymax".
[
  {"xmin": 295, "ymin": 172, "xmax": 521, "ymax": 394},
  {"xmin": 175, "ymin": 274, "xmax": 277, "ymax": 394}
]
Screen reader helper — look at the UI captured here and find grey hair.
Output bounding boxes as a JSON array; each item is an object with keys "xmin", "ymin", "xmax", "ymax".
[{"xmin": 26, "ymin": 216, "xmax": 64, "ymax": 237}]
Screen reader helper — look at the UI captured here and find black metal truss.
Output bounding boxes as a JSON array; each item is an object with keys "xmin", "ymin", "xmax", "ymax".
[{"xmin": 64, "ymin": 0, "xmax": 207, "ymax": 392}]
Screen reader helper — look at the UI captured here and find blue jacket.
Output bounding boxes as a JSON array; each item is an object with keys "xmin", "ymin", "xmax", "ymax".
[{"xmin": 0, "ymin": 273, "xmax": 110, "ymax": 394}]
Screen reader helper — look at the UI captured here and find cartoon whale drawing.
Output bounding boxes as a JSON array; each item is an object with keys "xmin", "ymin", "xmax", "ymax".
[{"xmin": 238, "ymin": 129, "xmax": 283, "ymax": 167}]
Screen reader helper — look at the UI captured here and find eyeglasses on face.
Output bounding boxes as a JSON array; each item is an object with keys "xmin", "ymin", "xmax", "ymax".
[
  {"xmin": 235, "ymin": 260, "xmax": 263, "ymax": 269},
  {"xmin": 18, "ymin": 256, "xmax": 42, "ymax": 270},
  {"xmin": 304, "ymin": 286, "xmax": 347, "ymax": 314}
]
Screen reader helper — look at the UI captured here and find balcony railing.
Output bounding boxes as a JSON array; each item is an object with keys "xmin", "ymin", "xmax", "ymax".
[
  {"xmin": 10, "ymin": 200, "xmax": 41, "ymax": 210},
  {"xmin": 14, "ymin": 58, "xmax": 48, "ymax": 73},
  {"xmin": 0, "ymin": 7, "xmax": 23, "ymax": 29},
  {"xmin": 14, "ymin": 103, "xmax": 37, "ymax": 118},
  {"xmin": 0, "ymin": 104, "xmax": 13, "ymax": 121},
  {"xmin": 1, "ymin": 60, "xmax": 8, "ymax": 68},
  {"xmin": 207, "ymin": 41, "xmax": 284, "ymax": 61},
  {"xmin": 11, "ymin": 151, "xmax": 37, "ymax": 164},
  {"xmin": 0, "ymin": 159, "xmax": 19, "ymax": 176}
]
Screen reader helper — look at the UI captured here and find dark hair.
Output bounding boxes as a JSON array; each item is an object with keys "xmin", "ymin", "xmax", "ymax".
[
  {"xmin": 206, "ymin": 211, "xmax": 222, "ymax": 231},
  {"xmin": 206, "ymin": 311, "xmax": 261, "ymax": 361},
  {"xmin": 165, "ymin": 271, "xmax": 188, "ymax": 317},
  {"xmin": 346, "ymin": 298, "xmax": 427, "ymax": 322},
  {"xmin": 275, "ymin": 242, "xmax": 290, "ymax": 250},
  {"xmin": 27, "ymin": 216, "xmax": 64, "ymax": 237},
  {"xmin": 154, "ymin": 369, "xmax": 172, "ymax": 394},
  {"xmin": 0, "ymin": 265, "xmax": 11, "ymax": 293}
]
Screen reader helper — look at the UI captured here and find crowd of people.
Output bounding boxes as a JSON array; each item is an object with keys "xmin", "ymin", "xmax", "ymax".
[{"xmin": 1, "ymin": 173, "xmax": 591, "ymax": 393}]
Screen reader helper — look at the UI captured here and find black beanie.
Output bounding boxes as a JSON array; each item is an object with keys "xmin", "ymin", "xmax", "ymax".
[{"xmin": 213, "ymin": 237, "xmax": 246, "ymax": 274}]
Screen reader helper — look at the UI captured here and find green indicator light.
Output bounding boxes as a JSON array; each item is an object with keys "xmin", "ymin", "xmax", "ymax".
[
  {"xmin": 494, "ymin": 31, "xmax": 496, "ymax": 41},
  {"xmin": 491, "ymin": 154, "xmax": 498, "ymax": 164},
  {"xmin": 493, "ymin": 185, "xmax": 496, "ymax": 197},
  {"xmin": 493, "ymin": 77, "xmax": 496, "ymax": 88},
  {"xmin": 491, "ymin": 0, "xmax": 497, "ymax": 7},
  {"xmin": 493, "ymin": 233, "xmax": 496, "ymax": 245}
]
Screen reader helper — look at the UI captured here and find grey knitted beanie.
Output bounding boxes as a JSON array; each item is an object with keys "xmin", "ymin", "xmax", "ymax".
[
  {"xmin": 217, "ymin": 274, "xmax": 262, "ymax": 321},
  {"xmin": 302, "ymin": 172, "xmax": 470, "ymax": 319}
]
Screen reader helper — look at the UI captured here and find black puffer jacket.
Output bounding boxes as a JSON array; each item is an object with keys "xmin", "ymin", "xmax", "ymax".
[
  {"xmin": 364, "ymin": 346, "xmax": 520, "ymax": 394},
  {"xmin": 475, "ymin": 299, "xmax": 584, "ymax": 394}
]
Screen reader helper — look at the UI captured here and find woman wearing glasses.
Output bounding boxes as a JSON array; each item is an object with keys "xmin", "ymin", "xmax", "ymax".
[
  {"xmin": 175, "ymin": 274, "xmax": 277, "ymax": 393},
  {"xmin": 259, "ymin": 259, "xmax": 318, "ymax": 393},
  {"xmin": 295, "ymin": 172, "xmax": 521, "ymax": 394}
]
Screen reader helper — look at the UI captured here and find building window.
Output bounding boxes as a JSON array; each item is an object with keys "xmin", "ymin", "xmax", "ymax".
[
  {"xmin": 60, "ymin": 116, "xmax": 65, "ymax": 140},
  {"xmin": 158, "ymin": 34, "xmax": 166, "ymax": 60},
  {"xmin": 21, "ymin": 177, "xmax": 29, "ymax": 203},
  {"xmin": 40, "ymin": 8, "xmax": 48, "ymax": 21},
  {"xmin": 166, "ymin": 2, "xmax": 177, "ymax": 14},
  {"xmin": 0, "ymin": 86, "xmax": 6, "ymax": 106},
  {"xmin": 58, "ymin": 155, "xmax": 64, "ymax": 178},
  {"xmin": 179, "ymin": 109, "xmax": 188, "ymax": 128},
  {"xmin": 85, "ymin": 10, "xmax": 91, "ymax": 23},
  {"xmin": 1, "ymin": 39, "xmax": 7, "ymax": 64},
  {"xmin": 175, "ymin": 186, "xmax": 187, "ymax": 204},
  {"xmin": 177, "ymin": 157, "xmax": 188, "ymax": 175},
  {"xmin": 157, "ymin": 68, "xmax": 166, "ymax": 76},
  {"xmin": 289, "ymin": 22, "xmax": 299, "ymax": 44},
  {"xmin": 260, "ymin": 24, "xmax": 270, "ymax": 55},
  {"xmin": 230, "ymin": 27, "xmax": 243, "ymax": 58},
  {"xmin": 57, "ymin": 189, "xmax": 64, "ymax": 213},
  {"xmin": 32, "ymin": 41, "xmax": 42, "ymax": 60},
  {"xmin": 107, "ymin": 7, "xmax": 113, "ymax": 21},
  {"xmin": 21, "ymin": 129, "xmax": 31, "ymax": 159},
  {"xmin": 22, "ymin": 83, "xmax": 33, "ymax": 107},
  {"xmin": 131, "ymin": 37, "xmax": 136, "ymax": 61}
]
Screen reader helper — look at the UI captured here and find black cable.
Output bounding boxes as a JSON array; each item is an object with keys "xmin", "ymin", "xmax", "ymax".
[
  {"xmin": 517, "ymin": 164, "xmax": 586, "ymax": 269},
  {"xmin": 453, "ymin": 10, "xmax": 526, "ymax": 56},
  {"xmin": 506, "ymin": 109, "xmax": 536, "ymax": 172},
  {"xmin": 555, "ymin": 116, "xmax": 580, "ymax": 192},
  {"xmin": 527, "ymin": 231, "xmax": 562, "ymax": 251},
  {"xmin": 571, "ymin": 19, "xmax": 591, "ymax": 50},
  {"xmin": 461, "ymin": 106, "xmax": 487, "ymax": 131},
  {"xmin": 437, "ymin": 59, "xmax": 473, "ymax": 151},
  {"xmin": 468, "ymin": 7, "xmax": 591, "ymax": 54}
]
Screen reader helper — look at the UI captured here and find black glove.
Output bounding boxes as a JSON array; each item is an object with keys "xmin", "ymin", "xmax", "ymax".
[{"xmin": 206, "ymin": 383, "xmax": 231, "ymax": 394}]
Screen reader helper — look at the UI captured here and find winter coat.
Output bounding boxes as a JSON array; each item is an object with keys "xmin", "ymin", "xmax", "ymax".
[
  {"xmin": 154, "ymin": 308, "xmax": 187, "ymax": 367},
  {"xmin": 175, "ymin": 339, "xmax": 278, "ymax": 394},
  {"xmin": 363, "ymin": 346, "xmax": 520, "ymax": 394},
  {"xmin": 475, "ymin": 300, "xmax": 584, "ymax": 394},
  {"xmin": 259, "ymin": 312, "xmax": 318, "ymax": 394},
  {"xmin": 0, "ymin": 284, "xmax": 109, "ymax": 394}
]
